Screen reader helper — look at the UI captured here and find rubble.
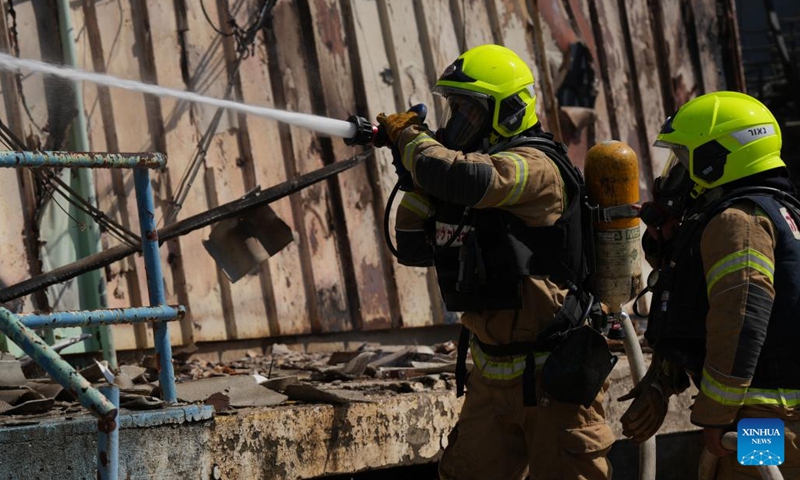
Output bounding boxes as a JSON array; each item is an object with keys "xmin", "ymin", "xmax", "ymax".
[{"xmin": 0, "ymin": 339, "xmax": 461, "ymax": 426}]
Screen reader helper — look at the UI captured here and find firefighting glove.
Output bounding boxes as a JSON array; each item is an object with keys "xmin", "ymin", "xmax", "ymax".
[
  {"xmin": 618, "ymin": 355, "xmax": 690, "ymax": 444},
  {"xmin": 376, "ymin": 112, "xmax": 422, "ymax": 192},
  {"xmin": 376, "ymin": 112, "xmax": 422, "ymax": 144}
]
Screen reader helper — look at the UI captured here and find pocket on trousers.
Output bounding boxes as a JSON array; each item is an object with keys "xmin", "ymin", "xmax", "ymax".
[{"xmin": 557, "ymin": 422, "xmax": 615, "ymax": 454}]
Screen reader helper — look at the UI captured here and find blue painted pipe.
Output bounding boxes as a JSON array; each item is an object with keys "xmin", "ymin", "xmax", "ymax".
[
  {"xmin": 133, "ymin": 168, "xmax": 176, "ymax": 402},
  {"xmin": 97, "ymin": 385, "xmax": 119, "ymax": 480},
  {"xmin": 0, "ymin": 151, "xmax": 166, "ymax": 169},
  {"xmin": 19, "ymin": 305, "xmax": 185, "ymax": 329},
  {"xmin": 0, "ymin": 307, "xmax": 117, "ymax": 425}
]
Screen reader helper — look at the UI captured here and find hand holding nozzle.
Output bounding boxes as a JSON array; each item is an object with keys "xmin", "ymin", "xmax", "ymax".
[
  {"xmin": 344, "ymin": 105, "xmax": 428, "ymax": 192},
  {"xmin": 343, "ymin": 104, "xmax": 428, "ymax": 147}
]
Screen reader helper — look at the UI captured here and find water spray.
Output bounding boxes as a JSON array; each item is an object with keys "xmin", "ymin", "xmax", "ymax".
[{"xmin": 0, "ymin": 52, "xmax": 361, "ymax": 141}]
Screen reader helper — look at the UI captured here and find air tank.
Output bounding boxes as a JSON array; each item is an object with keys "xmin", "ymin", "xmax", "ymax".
[{"xmin": 584, "ymin": 140, "xmax": 642, "ymax": 314}]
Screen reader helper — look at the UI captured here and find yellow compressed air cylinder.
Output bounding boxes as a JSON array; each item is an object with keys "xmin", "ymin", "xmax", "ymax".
[{"xmin": 584, "ymin": 141, "xmax": 643, "ymax": 314}]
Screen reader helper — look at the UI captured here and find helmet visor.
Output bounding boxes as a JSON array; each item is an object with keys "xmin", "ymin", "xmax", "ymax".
[
  {"xmin": 437, "ymin": 94, "xmax": 491, "ymax": 152},
  {"xmin": 654, "ymin": 141, "xmax": 691, "ymax": 194}
]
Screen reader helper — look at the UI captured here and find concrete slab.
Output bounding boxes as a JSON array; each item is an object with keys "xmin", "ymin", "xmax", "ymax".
[{"xmin": 0, "ymin": 354, "xmax": 700, "ymax": 480}]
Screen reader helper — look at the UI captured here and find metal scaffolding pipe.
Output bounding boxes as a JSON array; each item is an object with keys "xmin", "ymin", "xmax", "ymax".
[
  {"xmin": 0, "ymin": 151, "xmax": 166, "ymax": 169},
  {"xmin": 97, "ymin": 385, "xmax": 120, "ymax": 480},
  {"xmin": 134, "ymin": 168, "xmax": 176, "ymax": 402},
  {"xmin": 18, "ymin": 305, "xmax": 185, "ymax": 329},
  {"xmin": 0, "ymin": 307, "xmax": 117, "ymax": 427}
]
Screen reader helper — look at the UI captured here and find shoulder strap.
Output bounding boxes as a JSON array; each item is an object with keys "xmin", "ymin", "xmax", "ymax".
[{"xmin": 671, "ymin": 187, "xmax": 800, "ymax": 260}]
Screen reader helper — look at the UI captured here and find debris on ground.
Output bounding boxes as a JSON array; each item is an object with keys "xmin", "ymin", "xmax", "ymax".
[
  {"xmin": 0, "ymin": 331, "xmax": 647, "ymax": 423},
  {"xmin": 0, "ymin": 340, "xmax": 462, "ymax": 425}
]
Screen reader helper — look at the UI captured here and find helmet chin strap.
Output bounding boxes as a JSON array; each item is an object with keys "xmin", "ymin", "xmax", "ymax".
[{"xmin": 690, "ymin": 183, "xmax": 706, "ymax": 199}]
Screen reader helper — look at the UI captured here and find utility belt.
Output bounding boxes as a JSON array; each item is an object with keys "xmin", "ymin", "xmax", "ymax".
[{"xmin": 455, "ymin": 291, "xmax": 617, "ymax": 408}]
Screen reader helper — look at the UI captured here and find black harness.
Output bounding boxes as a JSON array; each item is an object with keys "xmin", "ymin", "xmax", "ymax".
[
  {"xmin": 439, "ymin": 132, "xmax": 605, "ymax": 406},
  {"xmin": 646, "ymin": 186, "xmax": 800, "ymax": 388}
]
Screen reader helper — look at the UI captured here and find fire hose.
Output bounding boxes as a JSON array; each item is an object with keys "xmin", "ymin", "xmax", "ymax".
[{"xmin": 698, "ymin": 432, "xmax": 784, "ymax": 480}]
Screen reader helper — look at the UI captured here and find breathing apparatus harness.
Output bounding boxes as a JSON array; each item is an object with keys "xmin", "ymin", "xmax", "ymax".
[
  {"xmin": 381, "ymin": 118, "xmax": 619, "ymax": 406},
  {"xmin": 642, "ymin": 183, "xmax": 800, "ymax": 375}
]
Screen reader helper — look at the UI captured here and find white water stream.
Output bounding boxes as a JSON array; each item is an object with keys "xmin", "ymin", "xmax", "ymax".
[{"xmin": 0, "ymin": 52, "xmax": 358, "ymax": 140}]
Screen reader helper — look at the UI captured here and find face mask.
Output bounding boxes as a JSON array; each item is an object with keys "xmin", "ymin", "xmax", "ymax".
[
  {"xmin": 639, "ymin": 151, "xmax": 695, "ymax": 228},
  {"xmin": 438, "ymin": 95, "xmax": 491, "ymax": 152}
]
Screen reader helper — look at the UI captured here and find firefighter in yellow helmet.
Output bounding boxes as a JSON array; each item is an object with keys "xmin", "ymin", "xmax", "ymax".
[
  {"xmin": 377, "ymin": 44, "xmax": 615, "ymax": 480},
  {"xmin": 620, "ymin": 91, "xmax": 800, "ymax": 478}
]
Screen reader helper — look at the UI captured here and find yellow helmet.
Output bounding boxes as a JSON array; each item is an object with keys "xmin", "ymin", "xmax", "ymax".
[
  {"xmin": 432, "ymin": 44, "xmax": 538, "ymax": 151},
  {"xmin": 654, "ymin": 91, "xmax": 785, "ymax": 190}
]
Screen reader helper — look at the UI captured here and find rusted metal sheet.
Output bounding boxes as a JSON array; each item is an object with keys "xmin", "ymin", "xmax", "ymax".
[
  {"xmin": 0, "ymin": 0, "xmax": 744, "ymax": 350},
  {"xmin": 620, "ymin": 0, "xmax": 665, "ymax": 185},
  {"xmin": 305, "ymin": 0, "xmax": 392, "ymax": 331},
  {"xmin": 183, "ymin": 0, "xmax": 270, "ymax": 342},
  {"xmin": 691, "ymin": 0, "xmax": 727, "ymax": 93},
  {"xmin": 412, "ymin": 0, "xmax": 460, "ymax": 123},
  {"xmin": 587, "ymin": 0, "xmax": 644, "ymax": 176},
  {"xmin": 228, "ymin": 2, "xmax": 310, "ymax": 337},
  {"xmin": 142, "ymin": 0, "xmax": 227, "ymax": 344},
  {"xmin": 567, "ymin": 0, "xmax": 610, "ymax": 149},
  {"xmin": 78, "ymin": 0, "xmax": 183, "ymax": 350},
  {"xmin": 347, "ymin": 0, "xmax": 440, "ymax": 329},
  {"xmin": 269, "ymin": 0, "xmax": 352, "ymax": 333},
  {"xmin": 450, "ymin": 0, "xmax": 496, "ymax": 50},
  {"xmin": 487, "ymin": 0, "xmax": 547, "ymax": 131},
  {"xmin": 376, "ymin": 0, "xmax": 447, "ymax": 327},
  {"xmin": 128, "ymin": 0, "xmax": 194, "ymax": 347},
  {"xmin": 0, "ymin": 11, "xmax": 40, "ymax": 316},
  {"xmin": 654, "ymin": 0, "xmax": 703, "ymax": 112},
  {"xmin": 73, "ymin": 0, "xmax": 144, "ymax": 350}
]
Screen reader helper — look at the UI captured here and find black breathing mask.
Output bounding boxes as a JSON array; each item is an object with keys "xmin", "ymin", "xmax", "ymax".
[{"xmin": 639, "ymin": 150, "xmax": 696, "ymax": 228}]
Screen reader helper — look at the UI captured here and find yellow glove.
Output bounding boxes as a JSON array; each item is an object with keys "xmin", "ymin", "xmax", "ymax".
[
  {"xmin": 618, "ymin": 356, "xmax": 689, "ymax": 444},
  {"xmin": 376, "ymin": 112, "xmax": 422, "ymax": 143}
]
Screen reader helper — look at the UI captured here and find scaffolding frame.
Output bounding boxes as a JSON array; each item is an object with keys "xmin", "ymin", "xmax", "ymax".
[{"xmin": 0, "ymin": 150, "xmax": 180, "ymax": 480}]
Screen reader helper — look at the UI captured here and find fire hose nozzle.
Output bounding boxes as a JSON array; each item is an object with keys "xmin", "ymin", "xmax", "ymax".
[{"xmin": 344, "ymin": 115, "xmax": 378, "ymax": 146}]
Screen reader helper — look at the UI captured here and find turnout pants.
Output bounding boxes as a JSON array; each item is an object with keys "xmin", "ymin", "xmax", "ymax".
[{"xmin": 438, "ymin": 367, "xmax": 614, "ymax": 480}]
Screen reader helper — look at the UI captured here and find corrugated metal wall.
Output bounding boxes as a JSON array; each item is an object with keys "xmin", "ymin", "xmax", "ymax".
[{"xmin": 0, "ymin": 0, "xmax": 742, "ymax": 351}]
